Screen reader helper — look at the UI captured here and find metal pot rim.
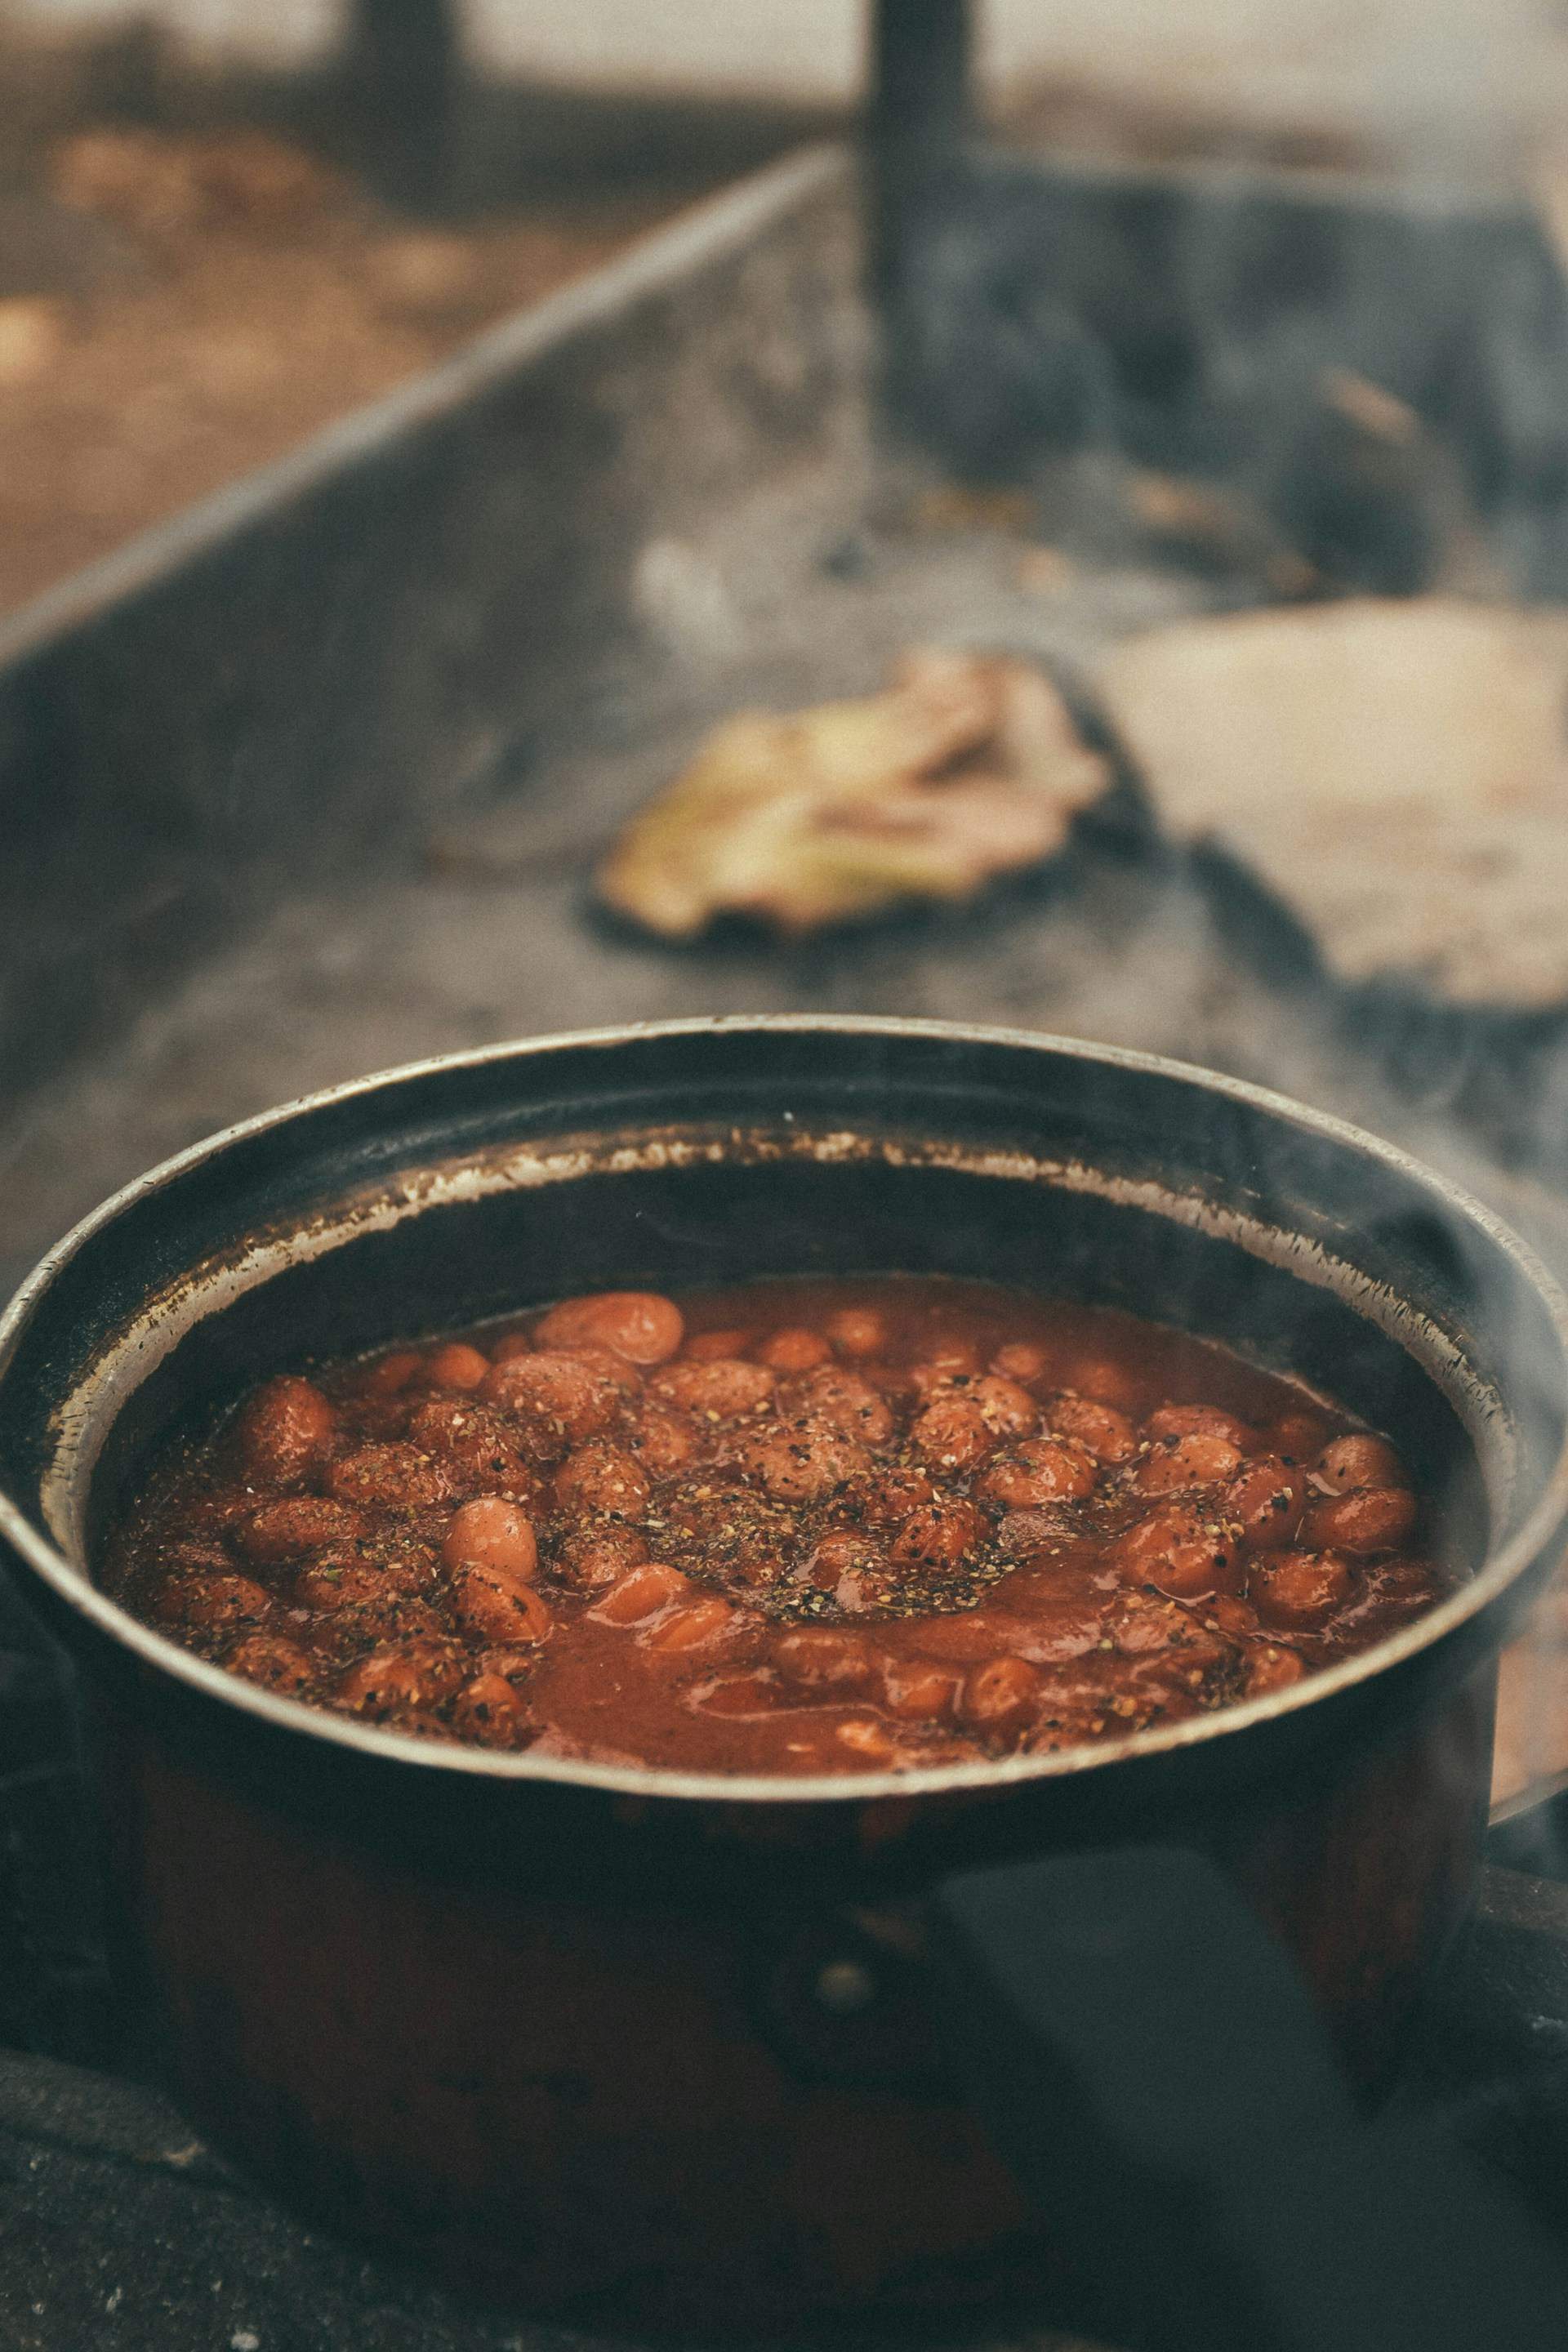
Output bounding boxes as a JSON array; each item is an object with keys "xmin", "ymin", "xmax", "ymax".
[{"xmin": 4, "ymin": 1013, "xmax": 1567, "ymax": 1803}]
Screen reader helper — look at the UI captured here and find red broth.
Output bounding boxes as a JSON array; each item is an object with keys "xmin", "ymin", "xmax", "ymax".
[{"xmin": 105, "ymin": 1278, "xmax": 1446, "ymax": 1775}]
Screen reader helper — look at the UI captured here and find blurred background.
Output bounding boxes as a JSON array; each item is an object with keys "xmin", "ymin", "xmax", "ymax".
[
  {"xmin": 2, "ymin": 0, "xmax": 1566, "ymax": 613},
  {"xmin": 7, "ymin": 8, "xmax": 1568, "ymax": 2347}
]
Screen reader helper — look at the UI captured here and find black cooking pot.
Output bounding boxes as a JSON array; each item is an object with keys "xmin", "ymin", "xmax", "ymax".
[{"xmin": 1, "ymin": 1018, "xmax": 1566, "ymax": 2325}]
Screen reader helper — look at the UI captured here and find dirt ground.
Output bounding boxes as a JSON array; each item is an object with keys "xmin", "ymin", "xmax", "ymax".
[
  {"xmin": 0, "ymin": 18, "xmax": 844, "ymax": 617},
  {"xmin": 0, "ymin": 122, "xmax": 696, "ymax": 615},
  {"xmin": 0, "ymin": 7, "xmax": 1473, "ymax": 622}
]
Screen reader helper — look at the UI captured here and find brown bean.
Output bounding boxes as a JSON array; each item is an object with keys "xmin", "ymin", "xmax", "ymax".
[
  {"xmin": 756, "ymin": 1326, "xmax": 833, "ymax": 1373},
  {"xmin": 624, "ymin": 1405, "xmax": 700, "ymax": 1477},
  {"xmin": 225, "ymin": 1633, "xmax": 314, "ymax": 1695},
  {"xmin": 294, "ymin": 1547, "xmax": 430, "ymax": 1610},
  {"xmin": 404, "ymin": 1397, "xmax": 538, "ymax": 1504},
  {"xmin": 555, "ymin": 1343, "xmax": 645, "ymax": 1399},
  {"xmin": 477, "ymin": 1645, "xmax": 545, "ymax": 1683},
  {"xmin": 908, "ymin": 1343, "xmax": 983, "ymax": 1397},
  {"xmin": 833, "ymin": 1566, "xmax": 898, "ymax": 1616},
  {"xmin": 592, "ymin": 1561, "xmax": 690, "ymax": 1625},
  {"xmin": 825, "ymin": 1306, "xmax": 888, "ymax": 1359},
  {"xmin": 553, "ymin": 1441, "xmax": 651, "ymax": 1519},
  {"xmin": 787, "ymin": 1365, "xmax": 894, "ymax": 1447},
  {"xmin": 1107, "ymin": 1593, "xmax": 1187, "ymax": 1656},
  {"xmin": 641, "ymin": 1596, "xmax": 737, "ymax": 1654},
  {"xmin": 555, "ymin": 1526, "xmax": 649, "ymax": 1588},
  {"xmin": 972, "ymin": 1375, "xmax": 1039, "ymax": 1441},
  {"xmin": 858, "ymin": 1465, "xmax": 938, "ymax": 1524},
  {"xmin": 451, "ymin": 1673, "xmax": 533, "ymax": 1744},
  {"xmin": 1371, "ymin": 1554, "xmax": 1446, "ymax": 1606},
  {"xmin": 153, "ymin": 1573, "xmax": 271, "ymax": 1630},
  {"xmin": 1223, "ymin": 1454, "xmax": 1306, "ymax": 1547},
  {"xmin": 1245, "ymin": 1644, "xmax": 1307, "ymax": 1696},
  {"xmin": 330, "ymin": 1444, "xmax": 455, "ymax": 1510},
  {"xmin": 908, "ymin": 1610, "xmax": 1019, "ymax": 1663},
  {"xmin": 1303, "ymin": 1486, "xmax": 1418, "ymax": 1554},
  {"xmin": 235, "ymin": 1375, "xmax": 336, "ymax": 1489},
  {"xmin": 961, "ymin": 1655, "xmax": 1043, "ymax": 1727},
  {"xmin": 977, "ymin": 1438, "xmax": 1096, "ymax": 1508},
  {"xmin": 1111, "ymin": 1503, "xmax": 1236, "ymax": 1599},
  {"xmin": 443, "ymin": 1496, "xmax": 538, "ymax": 1580},
  {"xmin": 649, "ymin": 1359, "xmax": 776, "ymax": 1420},
  {"xmin": 336, "ymin": 1640, "xmax": 468, "ymax": 1716},
  {"xmin": 773, "ymin": 1628, "xmax": 877, "ymax": 1691},
  {"xmin": 1067, "ymin": 1356, "xmax": 1142, "ymax": 1409},
  {"xmin": 1313, "ymin": 1433, "xmax": 1407, "ymax": 1494},
  {"xmin": 889, "ymin": 1499, "xmax": 987, "ymax": 1568},
  {"xmin": 910, "ymin": 1395, "xmax": 995, "ymax": 1472},
  {"xmin": 880, "ymin": 1659, "xmax": 963, "ymax": 1722},
  {"xmin": 1205, "ymin": 1593, "xmax": 1263, "ymax": 1638},
  {"xmin": 424, "ymin": 1341, "xmax": 490, "ymax": 1392},
  {"xmin": 1146, "ymin": 1403, "xmax": 1257, "ymax": 1451},
  {"xmin": 1134, "ymin": 1434, "xmax": 1244, "ymax": 1495},
  {"xmin": 238, "ymin": 1496, "xmax": 364, "ymax": 1566},
  {"xmin": 356, "ymin": 1349, "xmax": 422, "ymax": 1396},
  {"xmin": 1043, "ymin": 1393, "xmax": 1136, "ymax": 1461},
  {"xmin": 991, "ymin": 1340, "xmax": 1051, "ymax": 1386},
  {"xmin": 490, "ymin": 1330, "xmax": 534, "ymax": 1363},
  {"xmin": 1250, "ymin": 1548, "xmax": 1354, "ymax": 1628},
  {"xmin": 326, "ymin": 1594, "xmax": 445, "ymax": 1650},
  {"xmin": 804, "ymin": 1530, "xmax": 884, "ymax": 1587},
  {"xmin": 536, "ymin": 1290, "xmax": 684, "ymax": 1365},
  {"xmin": 743, "ymin": 1428, "xmax": 869, "ymax": 1502},
  {"xmin": 1270, "ymin": 1410, "xmax": 1332, "ymax": 1462},
  {"xmin": 480, "ymin": 1351, "xmax": 621, "ymax": 1448},
  {"xmin": 451, "ymin": 1566, "xmax": 553, "ymax": 1646},
  {"xmin": 682, "ymin": 1328, "xmax": 752, "ymax": 1361},
  {"xmin": 803, "ymin": 1534, "xmax": 892, "ymax": 1614}
]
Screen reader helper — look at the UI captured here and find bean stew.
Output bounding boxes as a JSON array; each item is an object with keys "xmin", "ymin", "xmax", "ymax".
[{"xmin": 105, "ymin": 1279, "xmax": 1449, "ymax": 1774}]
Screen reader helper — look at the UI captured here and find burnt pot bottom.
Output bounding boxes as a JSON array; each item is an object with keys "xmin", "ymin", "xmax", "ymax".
[{"xmin": 104, "ymin": 1664, "xmax": 1493, "ymax": 2327}]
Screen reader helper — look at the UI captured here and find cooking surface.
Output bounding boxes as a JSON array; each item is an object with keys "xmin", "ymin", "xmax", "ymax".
[
  {"xmin": 11, "ymin": 2055, "xmax": 1113, "ymax": 2352},
  {"xmin": 2, "ymin": 1866, "xmax": 1564, "ymax": 2352},
  {"xmin": 0, "ymin": 509, "xmax": 1212, "ymax": 1294},
  {"xmin": 7, "ymin": 484, "xmax": 1557, "ymax": 1289}
]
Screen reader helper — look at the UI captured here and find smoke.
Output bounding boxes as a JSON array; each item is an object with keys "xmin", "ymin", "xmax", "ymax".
[
  {"xmin": 867, "ymin": 112, "xmax": 1568, "ymax": 1878},
  {"xmin": 880, "ymin": 148, "xmax": 1568, "ymax": 599}
]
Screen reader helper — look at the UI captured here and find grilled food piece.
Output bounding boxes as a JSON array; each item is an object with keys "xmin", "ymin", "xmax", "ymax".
[
  {"xmin": 595, "ymin": 648, "xmax": 1111, "ymax": 940},
  {"xmin": 1097, "ymin": 598, "xmax": 1568, "ymax": 1005}
]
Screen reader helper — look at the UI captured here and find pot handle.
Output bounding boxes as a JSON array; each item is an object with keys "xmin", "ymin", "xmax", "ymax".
[{"xmin": 926, "ymin": 1845, "xmax": 1568, "ymax": 2352}]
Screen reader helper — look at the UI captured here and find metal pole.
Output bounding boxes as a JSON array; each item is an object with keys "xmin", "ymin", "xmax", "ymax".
[
  {"xmin": 867, "ymin": 0, "xmax": 973, "ymax": 290},
  {"xmin": 349, "ymin": 0, "xmax": 461, "ymax": 208},
  {"xmin": 869, "ymin": 0, "xmax": 973, "ymax": 161}
]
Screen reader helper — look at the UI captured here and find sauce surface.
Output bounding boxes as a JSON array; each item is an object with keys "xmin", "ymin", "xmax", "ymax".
[{"xmin": 105, "ymin": 1278, "xmax": 1447, "ymax": 1775}]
